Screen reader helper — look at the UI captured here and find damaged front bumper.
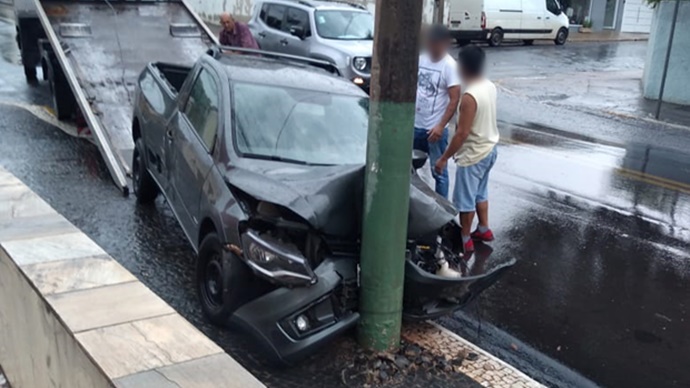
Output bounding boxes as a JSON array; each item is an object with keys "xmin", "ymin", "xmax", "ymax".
[
  {"xmin": 230, "ymin": 258, "xmax": 359, "ymax": 365},
  {"xmin": 232, "ymin": 253, "xmax": 515, "ymax": 365}
]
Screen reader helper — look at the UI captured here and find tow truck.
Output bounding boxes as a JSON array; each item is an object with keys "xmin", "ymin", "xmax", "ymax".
[{"xmin": 13, "ymin": 0, "xmax": 218, "ymax": 194}]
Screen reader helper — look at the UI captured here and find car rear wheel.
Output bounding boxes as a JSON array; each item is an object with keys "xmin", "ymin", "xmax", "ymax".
[
  {"xmin": 488, "ymin": 28, "xmax": 503, "ymax": 47},
  {"xmin": 132, "ymin": 138, "xmax": 159, "ymax": 204},
  {"xmin": 555, "ymin": 28, "xmax": 568, "ymax": 45},
  {"xmin": 197, "ymin": 232, "xmax": 254, "ymax": 326},
  {"xmin": 523, "ymin": 39, "xmax": 534, "ymax": 46}
]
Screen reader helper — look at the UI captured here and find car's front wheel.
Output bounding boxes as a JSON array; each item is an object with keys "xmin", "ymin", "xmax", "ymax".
[
  {"xmin": 555, "ymin": 28, "xmax": 568, "ymax": 45},
  {"xmin": 197, "ymin": 232, "xmax": 254, "ymax": 326},
  {"xmin": 132, "ymin": 138, "xmax": 159, "ymax": 204}
]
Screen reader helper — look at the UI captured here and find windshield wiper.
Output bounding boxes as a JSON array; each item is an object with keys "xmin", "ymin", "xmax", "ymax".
[{"xmin": 243, "ymin": 153, "xmax": 311, "ymax": 165}]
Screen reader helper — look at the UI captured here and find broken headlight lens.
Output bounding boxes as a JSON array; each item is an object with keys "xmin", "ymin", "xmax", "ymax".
[{"xmin": 242, "ymin": 230, "xmax": 317, "ymax": 286}]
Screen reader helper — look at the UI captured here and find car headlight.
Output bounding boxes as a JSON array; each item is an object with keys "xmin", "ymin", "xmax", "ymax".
[
  {"xmin": 241, "ymin": 230, "xmax": 316, "ymax": 286},
  {"xmin": 353, "ymin": 57, "xmax": 368, "ymax": 71}
]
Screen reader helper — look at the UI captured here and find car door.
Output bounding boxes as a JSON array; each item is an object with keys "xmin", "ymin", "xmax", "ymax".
[
  {"xmin": 257, "ymin": 3, "xmax": 287, "ymax": 52},
  {"xmin": 520, "ymin": 0, "xmax": 547, "ymax": 39},
  {"xmin": 488, "ymin": 0, "xmax": 522, "ymax": 39},
  {"xmin": 168, "ymin": 66, "xmax": 221, "ymax": 237},
  {"xmin": 280, "ymin": 6, "xmax": 311, "ymax": 57},
  {"xmin": 544, "ymin": 0, "xmax": 564, "ymax": 37}
]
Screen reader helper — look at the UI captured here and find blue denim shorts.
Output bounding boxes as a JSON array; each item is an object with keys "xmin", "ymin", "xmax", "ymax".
[{"xmin": 452, "ymin": 146, "xmax": 498, "ymax": 212}]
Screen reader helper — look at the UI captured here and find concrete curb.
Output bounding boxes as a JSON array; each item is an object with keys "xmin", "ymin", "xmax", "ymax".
[
  {"xmin": 569, "ymin": 37, "xmax": 649, "ymax": 43},
  {"xmin": 402, "ymin": 321, "xmax": 544, "ymax": 387},
  {"xmin": 0, "ymin": 167, "xmax": 264, "ymax": 388}
]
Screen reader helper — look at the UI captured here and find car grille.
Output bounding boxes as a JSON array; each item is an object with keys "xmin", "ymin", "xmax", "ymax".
[{"xmin": 325, "ymin": 238, "xmax": 360, "ymax": 257}]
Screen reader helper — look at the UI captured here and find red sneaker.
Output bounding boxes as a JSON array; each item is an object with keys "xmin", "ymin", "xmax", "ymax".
[
  {"xmin": 471, "ymin": 228, "xmax": 495, "ymax": 242},
  {"xmin": 464, "ymin": 238, "xmax": 475, "ymax": 253}
]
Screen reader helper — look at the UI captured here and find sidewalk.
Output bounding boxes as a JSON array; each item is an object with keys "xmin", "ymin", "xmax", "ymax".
[{"xmin": 568, "ymin": 31, "xmax": 649, "ymax": 43}]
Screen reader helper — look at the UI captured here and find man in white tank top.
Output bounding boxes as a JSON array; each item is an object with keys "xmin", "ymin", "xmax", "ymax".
[{"xmin": 435, "ymin": 45, "xmax": 499, "ymax": 253}]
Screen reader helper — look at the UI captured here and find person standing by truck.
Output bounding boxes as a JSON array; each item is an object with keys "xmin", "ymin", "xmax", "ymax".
[
  {"xmin": 414, "ymin": 24, "xmax": 461, "ymax": 198},
  {"xmin": 219, "ymin": 13, "xmax": 259, "ymax": 50},
  {"xmin": 435, "ymin": 45, "xmax": 498, "ymax": 253}
]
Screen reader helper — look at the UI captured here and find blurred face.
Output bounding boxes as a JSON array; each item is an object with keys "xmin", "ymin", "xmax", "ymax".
[
  {"xmin": 426, "ymin": 39, "xmax": 449, "ymax": 60},
  {"xmin": 220, "ymin": 15, "xmax": 235, "ymax": 31}
]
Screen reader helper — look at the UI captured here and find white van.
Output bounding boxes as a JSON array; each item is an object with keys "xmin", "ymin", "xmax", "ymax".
[{"xmin": 446, "ymin": 0, "xmax": 570, "ymax": 46}]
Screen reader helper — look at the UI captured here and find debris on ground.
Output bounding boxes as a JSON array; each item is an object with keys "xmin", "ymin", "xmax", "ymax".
[{"xmin": 340, "ymin": 339, "xmax": 475, "ymax": 387}]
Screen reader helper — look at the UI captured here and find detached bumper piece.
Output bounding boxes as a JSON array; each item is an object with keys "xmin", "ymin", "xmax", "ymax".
[
  {"xmin": 403, "ymin": 256, "xmax": 516, "ymax": 320},
  {"xmin": 231, "ymin": 258, "xmax": 358, "ymax": 365}
]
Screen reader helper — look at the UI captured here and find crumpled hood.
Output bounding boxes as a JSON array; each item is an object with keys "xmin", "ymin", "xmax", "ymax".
[
  {"xmin": 225, "ymin": 160, "xmax": 456, "ymax": 238},
  {"xmin": 326, "ymin": 39, "xmax": 373, "ymax": 58}
]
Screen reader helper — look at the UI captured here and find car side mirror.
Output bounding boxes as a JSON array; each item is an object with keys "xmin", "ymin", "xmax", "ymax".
[
  {"xmin": 289, "ymin": 25, "xmax": 306, "ymax": 40},
  {"xmin": 412, "ymin": 150, "xmax": 428, "ymax": 170}
]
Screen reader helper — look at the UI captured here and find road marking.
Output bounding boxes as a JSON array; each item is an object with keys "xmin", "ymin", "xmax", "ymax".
[
  {"xmin": 617, "ymin": 168, "xmax": 690, "ymax": 194},
  {"xmin": 499, "ymin": 138, "xmax": 690, "ymax": 195}
]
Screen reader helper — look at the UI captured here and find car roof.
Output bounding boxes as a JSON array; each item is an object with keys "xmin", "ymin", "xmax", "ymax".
[
  {"xmin": 260, "ymin": 0, "xmax": 368, "ymax": 11},
  {"xmin": 216, "ymin": 54, "xmax": 368, "ymax": 96}
]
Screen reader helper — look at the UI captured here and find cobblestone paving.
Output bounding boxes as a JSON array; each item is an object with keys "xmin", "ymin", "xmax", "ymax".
[{"xmin": 403, "ymin": 322, "xmax": 544, "ymax": 388}]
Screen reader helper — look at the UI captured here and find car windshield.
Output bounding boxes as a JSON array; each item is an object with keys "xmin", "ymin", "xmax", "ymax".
[
  {"xmin": 314, "ymin": 10, "xmax": 373, "ymax": 40},
  {"xmin": 232, "ymin": 83, "xmax": 368, "ymax": 165}
]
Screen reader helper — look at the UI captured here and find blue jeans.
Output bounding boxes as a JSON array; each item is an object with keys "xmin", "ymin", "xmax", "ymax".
[{"xmin": 413, "ymin": 127, "xmax": 449, "ymax": 198}]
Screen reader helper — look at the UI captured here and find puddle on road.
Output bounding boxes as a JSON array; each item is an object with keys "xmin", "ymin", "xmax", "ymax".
[{"xmin": 496, "ymin": 121, "xmax": 690, "ymax": 232}]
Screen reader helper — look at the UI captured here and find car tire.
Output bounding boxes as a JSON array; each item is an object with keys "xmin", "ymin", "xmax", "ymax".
[
  {"xmin": 132, "ymin": 138, "xmax": 159, "ymax": 204},
  {"xmin": 24, "ymin": 65, "xmax": 37, "ymax": 83},
  {"xmin": 554, "ymin": 28, "xmax": 568, "ymax": 45},
  {"xmin": 523, "ymin": 40, "xmax": 534, "ymax": 46},
  {"xmin": 47, "ymin": 61, "xmax": 76, "ymax": 120},
  {"xmin": 488, "ymin": 28, "xmax": 503, "ymax": 47},
  {"xmin": 197, "ymin": 232, "xmax": 254, "ymax": 326}
]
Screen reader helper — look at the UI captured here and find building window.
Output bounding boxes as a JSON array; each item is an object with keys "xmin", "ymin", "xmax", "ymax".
[{"xmin": 561, "ymin": 0, "xmax": 591, "ymax": 25}]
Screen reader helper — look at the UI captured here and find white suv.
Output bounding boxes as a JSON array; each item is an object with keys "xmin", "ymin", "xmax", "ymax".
[{"xmin": 248, "ymin": 0, "xmax": 373, "ymax": 91}]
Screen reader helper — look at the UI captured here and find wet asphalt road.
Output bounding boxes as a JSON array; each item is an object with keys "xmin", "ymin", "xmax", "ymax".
[{"xmin": 2, "ymin": 10, "xmax": 690, "ymax": 388}]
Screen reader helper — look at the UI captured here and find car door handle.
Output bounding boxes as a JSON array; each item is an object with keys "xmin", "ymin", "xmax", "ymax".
[
  {"xmin": 537, "ymin": 16, "xmax": 542, "ymax": 19},
  {"xmin": 280, "ymin": 38, "xmax": 288, "ymax": 46},
  {"xmin": 258, "ymin": 32, "xmax": 266, "ymax": 38},
  {"xmin": 546, "ymin": 16, "xmax": 551, "ymax": 19}
]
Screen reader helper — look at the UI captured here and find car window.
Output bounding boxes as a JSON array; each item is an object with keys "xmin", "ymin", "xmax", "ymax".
[
  {"xmin": 184, "ymin": 69, "xmax": 219, "ymax": 151},
  {"xmin": 314, "ymin": 10, "xmax": 373, "ymax": 40},
  {"xmin": 232, "ymin": 82, "xmax": 368, "ymax": 165},
  {"xmin": 259, "ymin": 3, "xmax": 268, "ymax": 21},
  {"xmin": 285, "ymin": 7, "xmax": 310, "ymax": 36},
  {"xmin": 546, "ymin": 0, "xmax": 561, "ymax": 15},
  {"xmin": 264, "ymin": 4, "xmax": 286, "ymax": 31}
]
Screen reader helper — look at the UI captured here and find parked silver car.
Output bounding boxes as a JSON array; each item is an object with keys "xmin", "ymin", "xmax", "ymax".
[{"xmin": 248, "ymin": 0, "xmax": 372, "ymax": 91}]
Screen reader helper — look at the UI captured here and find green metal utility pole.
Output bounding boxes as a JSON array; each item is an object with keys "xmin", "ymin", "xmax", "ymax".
[{"xmin": 358, "ymin": 0, "xmax": 424, "ymax": 351}]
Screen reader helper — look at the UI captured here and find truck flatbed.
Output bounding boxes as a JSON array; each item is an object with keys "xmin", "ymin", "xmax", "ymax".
[{"xmin": 18, "ymin": 0, "xmax": 217, "ymax": 192}]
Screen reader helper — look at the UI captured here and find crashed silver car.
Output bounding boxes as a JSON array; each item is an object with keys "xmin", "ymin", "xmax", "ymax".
[{"xmin": 131, "ymin": 48, "xmax": 513, "ymax": 364}]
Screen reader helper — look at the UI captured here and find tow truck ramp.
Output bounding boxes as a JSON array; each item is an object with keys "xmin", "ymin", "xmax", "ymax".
[{"xmin": 29, "ymin": 0, "xmax": 218, "ymax": 193}]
